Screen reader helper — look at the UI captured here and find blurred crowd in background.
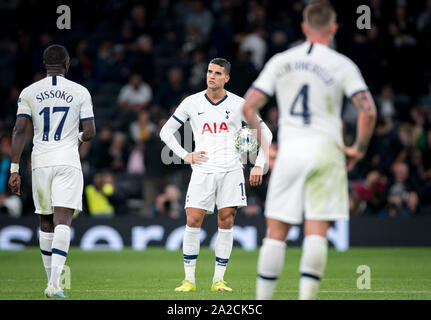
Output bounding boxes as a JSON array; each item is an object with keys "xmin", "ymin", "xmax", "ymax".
[{"xmin": 1, "ymin": 0, "xmax": 431, "ymax": 219}]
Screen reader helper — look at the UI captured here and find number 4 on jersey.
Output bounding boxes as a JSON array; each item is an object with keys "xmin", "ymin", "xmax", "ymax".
[{"xmin": 290, "ymin": 84, "xmax": 311, "ymax": 125}]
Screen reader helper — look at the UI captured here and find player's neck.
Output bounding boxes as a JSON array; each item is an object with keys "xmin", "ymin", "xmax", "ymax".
[
  {"xmin": 46, "ymin": 70, "xmax": 65, "ymax": 77},
  {"xmin": 205, "ymin": 88, "xmax": 226, "ymax": 102},
  {"xmin": 306, "ymin": 34, "xmax": 332, "ymax": 47}
]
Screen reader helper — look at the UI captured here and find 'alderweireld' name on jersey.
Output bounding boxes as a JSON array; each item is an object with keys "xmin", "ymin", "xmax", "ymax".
[{"xmin": 252, "ymin": 41, "xmax": 368, "ymax": 147}]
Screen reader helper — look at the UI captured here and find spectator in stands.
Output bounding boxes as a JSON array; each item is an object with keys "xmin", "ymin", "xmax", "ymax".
[
  {"xmin": 68, "ymin": 40, "xmax": 93, "ymax": 83},
  {"xmin": 182, "ymin": 25, "xmax": 206, "ymax": 56},
  {"xmin": 417, "ymin": 0, "xmax": 431, "ymax": 33},
  {"xmin": 118, "ymin": 74, "xmax": 153, "ymax": 113},
  {"xmin": 2, "ymin": 87, "xmax": 21, "ymax": 127},
  {"xmin": 187, "ymin": 49, "xmax": 207, "ymax": 92},
  {"xmin": 376, "ymin": 85, "xmax": 396, "ymax": 121},
  {"xmin": 141, "ymin": 118, "xmax": 170, "ymax": 216},
  {"xmin": 266, "ymin": 30, "xmax": 288, "ymax": 61},
  {"xmin": 352, "ymin": 170, "xmax": 388, "ymax": 215},
  {"xmin": 152, "ymin": 184, "xmax": 183, "ymax": 219},
  {"xmin": 84, "ymin": 172, "xmax": 116, "ymax": 218},
  {"xmin": 89, "ymin": 125, "xmax": 113, "ymax": 171},
  {"xmin": 129, "ymin": 35, "xmax": 156, "ymax": 86},
  {"xmin": 117, "ymin": 74, "xmax": 153, "ymax": 130},
  {"xmin": 382, "ymin": 162, "xmax": 419, "ymax": 217},
  {"xmin": 129, "ymin": 110, "xmax": 156, "ymax": 143},
  {"xmin": 154, "ymin": 67, "xmax": 188, "ymax": 111},
  {"xmin": 109, "ymin": 132, "xmax": 129, "ymax": 173},
  {"xmin": 127, "ymin": 140, "xmax": 146, "ymax": 174},
  {"xmin": 129, "ymin": 5, "xmax": 153, "ymax": 39},
  {"xmin": 185, "ymin": 0, "xmax": 213, "ymax": 38},
  {"xmin": 240, "ymin": 25, "xmax": 267, "ymax": 70},
  {"xmin": 368, "ymin": 117, "xmax": 404, "ymax": 174}
]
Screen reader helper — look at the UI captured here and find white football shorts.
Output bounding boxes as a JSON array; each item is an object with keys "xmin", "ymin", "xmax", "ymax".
[
  {"xmin": 32, "ymin": 165, "xmax": 83, "ymax": 215},
  {"xmin": 185, "ymin": 168, "xmax": 247, "ymax": 214},
  {"xmin": 265, "ymin": 136, "xmax": 349, "ymax": 224}
]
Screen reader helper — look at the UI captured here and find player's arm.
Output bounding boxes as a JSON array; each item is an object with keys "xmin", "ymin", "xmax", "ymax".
[
  {"xmin": 243, "ymin": 55, "xmax": 276, "ymax": 154},
  {"xmin": 8, "ymin": 116, "xmax": 31, "ymax": 195},
  {"xmin": 79, "ymin": 118, "xmax": 96, "ymax": 147},
  {"xmin": 159, "ymin": 116, "xmax": 208, "ymax": 165},
  {"xmin": 247, "ymin": 114, "xmax": 273, "ymax": 186},
  {"xmin": 243, "ymin": 87, "xmax": 271, "ymax": 154},
  {"xmin": 341, "ymin": 90, "xmax": 377, "ymax": 171},
  {"xmin": 79, "ymin": 88, "xmax": 96, "ymax": 147},
  {"xmin": 242, "ymin": 89, "xmax": 272, "ymax": 186}
]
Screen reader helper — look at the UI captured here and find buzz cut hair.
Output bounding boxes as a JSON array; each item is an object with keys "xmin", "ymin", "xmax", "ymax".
[
  {"xmin": 43, "ymin": 44, "xmax": 70, "ymax": 66},
  {"xmin": 209, "ymin": 58, "xmax": 231, "ymax": 75},
  {"xmin": 303, "ymin": 0, "xmax": 337, "ymax": 30}
]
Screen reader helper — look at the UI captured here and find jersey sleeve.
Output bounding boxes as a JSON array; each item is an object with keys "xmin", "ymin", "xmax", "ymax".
[
  {"xmin": 80, "ymin": 88, "xmax": 95, "ymax": 121},
  {"xmin": 341, "ymin": 59, "xmax": 369, "ymax": 98},
  {"xmin": 16, "ymin": 88, "xmax": 32, "ymax": 119},
  {"xmin": 251, "ymin": 55, "xmax": 278, "ymax": 98},
  {"xmin": 172, "ymin": 96, "xmax": 191, "ymax": 124}
]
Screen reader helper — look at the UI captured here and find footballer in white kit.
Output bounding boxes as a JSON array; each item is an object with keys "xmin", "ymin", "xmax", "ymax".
[
  {"xmin": 242, "ymin": 2, "xmax": 376, "ymax": 300},
  {"xmin": 160, "ymin": 58, "xmax": 272, "ymax": 292},
  {"xmin": 17, "ymin": 73, "xmax": 94, "ymax": 214},
  {"xmin": 9, "ymin": 45, "xmax": 96, "ymax": 298}
]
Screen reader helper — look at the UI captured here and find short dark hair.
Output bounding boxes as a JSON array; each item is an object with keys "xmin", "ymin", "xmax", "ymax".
[
  {"xmin": 303, "ymin": 1, "xmax": 336, "ymax": 30},
  {"xmin": 43, "ymin": 44, "xmax": 69, "ymax": 66},
  {"xmin": 209, "ymin": 58, "xmax": 231, "ymax": 75}
]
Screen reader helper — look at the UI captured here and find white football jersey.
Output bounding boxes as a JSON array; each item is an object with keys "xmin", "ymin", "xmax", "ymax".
[
  {"xmin": 252, "ymin": 41, "xmax": 368, "ymax": 147},
  {"xmin": 16, "ymin": 75, "xmax": 94, "ymax": 170},
  {"xmin": 173, "ymin": 90, "xmax": 247, "ymax": 173}
]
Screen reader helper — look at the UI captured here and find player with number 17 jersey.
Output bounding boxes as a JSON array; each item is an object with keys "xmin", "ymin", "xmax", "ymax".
[{"xmin": 17, "ymin": 76, "xmax": 94, "ymax": 172}]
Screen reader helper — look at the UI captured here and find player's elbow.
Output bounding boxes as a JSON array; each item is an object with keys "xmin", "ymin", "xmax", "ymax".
[
  {"xmin": 242, "ymin": 102, "xmax": 253, "ymax": 120},
  {"xmin": 83, "ymin": 123, "xmax": 96, "ymax": 141},
  {"xmin": 265, "ymin": 128, "xmax": 273, "ymax": 143},
  {"xmin": 364, "ymin": 108, "xmax": 377, "ymax": 124},
  {"xmin": 12, "ymin": 117, "xmax": 29, "ymax": 137},
  {"xmin": 159, "ymin": 124, "xmax": 169, "ymax": 144}
]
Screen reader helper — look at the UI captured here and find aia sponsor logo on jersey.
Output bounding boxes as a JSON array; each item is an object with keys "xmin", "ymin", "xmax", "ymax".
[{"xmin": 202, "ymin": 122, "xmax": 229, "ymax": 134}]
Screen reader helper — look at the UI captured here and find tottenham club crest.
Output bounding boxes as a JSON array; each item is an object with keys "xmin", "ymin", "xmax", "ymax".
[{"xmin": 225, "ymin": 110, "xmax": 230, "ymax": 119}]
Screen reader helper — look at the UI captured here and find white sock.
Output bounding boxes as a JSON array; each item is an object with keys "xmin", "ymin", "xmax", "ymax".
[
  {"xmin": 299, "ymin": 235, "xmax": 328, "ymax": 300},
  {"xmin": 256, "ymin": 238, "xmax": 286, "ymax": 300},
  {"xmin": 49, "ymin": 225, "xmax": 71, "ymax": 290},
  {"xmin": 213, "ymin": 228, "xmax": 233, "ymax": 283},
  {"xmin": 183, "ymin": 225, "xmax": 200, "ymax": 284},
  {"xmin": 39, "ymin": 231, "xmax": 54, "ymax": 283}
]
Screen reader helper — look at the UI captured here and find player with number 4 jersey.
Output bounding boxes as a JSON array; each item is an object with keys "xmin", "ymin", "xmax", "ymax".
[
  {"xmin": 242, "ymin": 2, "xmax": 377, "ymax": 300},
  {"xmin": 8, "ymin": 45, "xmax": 96, "ymax": 299}
]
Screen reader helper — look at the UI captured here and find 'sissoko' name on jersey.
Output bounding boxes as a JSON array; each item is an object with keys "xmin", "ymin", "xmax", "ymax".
[{"xmin": 36, "ymin": 90, "xmax": 74, "ymax": 103}]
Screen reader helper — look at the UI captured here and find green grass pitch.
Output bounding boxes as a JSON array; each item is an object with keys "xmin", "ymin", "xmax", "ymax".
[{"xmin": 0, "ymin": 247, "xmax": 430, "ymax": 300}]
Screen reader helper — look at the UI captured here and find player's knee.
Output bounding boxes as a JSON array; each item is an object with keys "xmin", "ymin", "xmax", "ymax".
[
  {"xmin": 187, "ymin": 215, "xmax": 203, "ymax": 228},
  {"xmin": 39, "ymin": 215, "xmax": 54, "ymax": 232},
  {"xmin": 40, "ymin": 221, "xmax": 54, "ymax": 233},
  {"xmin": 218, "ymin": 213, "xmax": 235, "ymax": 229}
]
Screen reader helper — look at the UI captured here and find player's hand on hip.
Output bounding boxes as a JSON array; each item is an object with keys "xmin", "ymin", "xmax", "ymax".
[
  {"xmin": 249, "ymin": 165, "xmax": 263, "ymax": 186},
  {"xmin": 184, "ymin": 151, "xmax": 209, "ymax": 165},
  {"xmin": 8, "ymin": 173, "xmax": 21, "ymax": 196},
  {"xmin": 338, "ymin": 145, "xmax": 365, "ymax": 172}
]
